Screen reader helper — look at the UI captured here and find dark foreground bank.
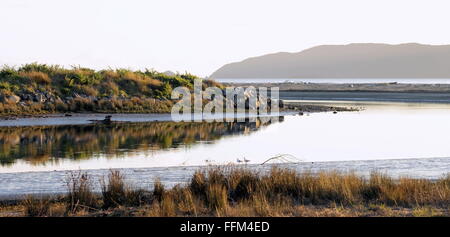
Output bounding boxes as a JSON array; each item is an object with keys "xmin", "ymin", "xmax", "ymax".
[{"xmin": 1, "ymin": 167, "xmax": 448, "ymax": 217}]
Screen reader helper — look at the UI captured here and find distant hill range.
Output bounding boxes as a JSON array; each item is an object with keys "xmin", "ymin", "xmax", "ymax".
[{"xmin": 210, "ymin": 43, "xmax": 450, "ymax": 79}]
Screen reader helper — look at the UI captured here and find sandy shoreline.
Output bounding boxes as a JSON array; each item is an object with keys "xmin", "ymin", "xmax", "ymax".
[{"xmin": 0, "ymin": 104, "xmax": 355, "ymax": 127}]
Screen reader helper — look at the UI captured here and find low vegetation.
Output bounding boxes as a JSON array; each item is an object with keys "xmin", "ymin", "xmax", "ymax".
[
  {"xmin": 0, "ymin": 167, "xmax": 449, "ymax": 217},
  {"xmin": 0, "ymin": 63, "xmax": 222, "ymax": 115}
]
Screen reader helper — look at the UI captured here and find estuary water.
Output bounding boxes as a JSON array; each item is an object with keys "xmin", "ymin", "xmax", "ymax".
[
  {"xmin": 216, "ymin": 78, "xmax": 450, "ymax": 84},
  {"xmin": 0, "ymin": 100, "xmax": 449, "ymax": 196}
]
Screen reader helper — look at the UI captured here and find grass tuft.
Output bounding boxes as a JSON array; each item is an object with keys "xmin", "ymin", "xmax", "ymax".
[
  {"xmin": 66, "ymin": 171, "xmax": 97, "ymax": 213},
  {"xmin": 22, "ymin": 195, "xmax": 51, "ymax": 217},
  {"xmin": 101, "ymin": 170, "xmax": 147, "ymax": 208},
  {"xmin": 153, "ymin": 179, "xmax": 165, "ymax": 202}
]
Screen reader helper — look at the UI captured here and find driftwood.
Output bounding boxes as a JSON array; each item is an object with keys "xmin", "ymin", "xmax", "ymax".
[{"xmin": 261, "ymin": 154, "xmax": 302, "ymax": 165}]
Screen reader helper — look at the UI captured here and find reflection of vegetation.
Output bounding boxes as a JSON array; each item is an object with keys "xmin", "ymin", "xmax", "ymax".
[{"xmin": 0, "ymin": 119, "xmax": 277, "ymax": 166}]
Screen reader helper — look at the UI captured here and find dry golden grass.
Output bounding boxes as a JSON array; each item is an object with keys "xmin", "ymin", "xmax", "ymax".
[
  {"xmin": 0, "ymin": 204, "xmax": 24, "ymax": 217},
  {"xmin": 2, "ymin": 167, "xmax": 449, "ymax": 217},
  {"xmin": 122, "ymin": 71, "xmax": 162, "ymax": 90},
  {"xmin": 102, "ymin": 70, "xmax": 120, "ymax": 80},
  {"xmin": 21, "ymin": 195, "xmax": 51, "ymax": 217},
  {"xmin": 19, "ymin": 71, "xmax": 51, "ymax": 84}
]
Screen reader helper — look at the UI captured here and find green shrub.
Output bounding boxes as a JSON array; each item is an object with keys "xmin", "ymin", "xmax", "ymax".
[{"xmin": 0, "ymin": 63, "xmax": 219, "ymax": 115}]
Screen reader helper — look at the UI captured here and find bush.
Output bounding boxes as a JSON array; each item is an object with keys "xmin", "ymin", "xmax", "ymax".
[
  {"xmin": 101, "ymin": 170, "xmax": 127, "ymax": 208},
  {"xmin": 160, "ymin": 194, "xmax": 177, "ymax": 217},
  {"xmin": 206, "ymin": 183, "xmax": 228, "ymax": 211},
  {"xmin": 189, "ymin": 171, "xmax": 207, "ymax": 199},
  {"xmin": 153, "ymin": 179, "xmax": 165, "ymax": 202},
  {"xmin": 101, "ymin": 170, "xmax": 146, "ymax": 208},
  {"xmin": 66, "ymin": 171, "xmax": 97, "ymax": 213},
  {"xmin": 22, "ymin": 195, "xmax": 51, "ymax": 217}
]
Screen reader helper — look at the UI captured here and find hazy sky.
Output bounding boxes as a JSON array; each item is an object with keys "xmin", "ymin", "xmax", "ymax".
[{"xmin": 1, "ymin": 0, "xmax": 450, "ymax": 76}]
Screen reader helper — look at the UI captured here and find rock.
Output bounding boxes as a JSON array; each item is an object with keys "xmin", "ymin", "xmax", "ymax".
[
  {"xmin": 34, "ymin": 93, "xmax": 46, "ymax": 103},
  {"xmin": 19, "ymin": 94, "xmax": 32, "ymax": 101},
  {"xmin": 4, "ymin": 95, "xmax": 21, "ymax": 104},
  {"xmin": 4, "ymin": 117, "xmax": 17, "ymax": 121},
  {"xmin": 44, "ymin": 92, "xmax": 54, "ymax": 99},
  {"xmin": 53, "ymin": 97, "xmax": 64, "ymax": 104}
]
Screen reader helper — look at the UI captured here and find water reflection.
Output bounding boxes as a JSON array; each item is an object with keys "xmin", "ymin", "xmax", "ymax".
[{"xmin": 0, "ymin": 118, "xmax": 281, "ymax": 166}]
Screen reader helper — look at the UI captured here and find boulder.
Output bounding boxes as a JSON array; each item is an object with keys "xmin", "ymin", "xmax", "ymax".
[
  {"xmin": 33, "ymin": 93, "xmax": 46, "ymax": 103},
  {"xmin": 21, "ymin": 94, "xmax": 34, "ymax": 101},
  {"xmin": 2, "ymin": 95, "xmax": 21, "ymax": 104}
]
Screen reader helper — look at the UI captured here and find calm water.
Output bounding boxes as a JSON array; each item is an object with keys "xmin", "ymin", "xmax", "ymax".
[
  {"xmin": 0, "ymin": 101, "xmax": 450, "ymax": 196},
  {"xmin": 280, "ymin": 91, "xmax": 450, "ymax": 104},
  {"xmin": 216, "ymin": 78, "xmax": 450, "ymax": 84}
]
